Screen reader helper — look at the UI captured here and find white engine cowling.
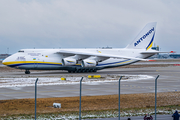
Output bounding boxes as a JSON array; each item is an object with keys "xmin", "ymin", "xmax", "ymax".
[
  {"xmin": 62, "ymin": 58, "xmax": 77, "ymax": 66},
  {"xmin": 81, "ymin": 59, "xmax": 97, "ymax": 67}
]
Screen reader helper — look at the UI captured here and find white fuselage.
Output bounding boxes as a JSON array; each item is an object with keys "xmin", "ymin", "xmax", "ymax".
[{"xmin": 2, "ymin": 48, "xmax": 154, "ymax": 71}]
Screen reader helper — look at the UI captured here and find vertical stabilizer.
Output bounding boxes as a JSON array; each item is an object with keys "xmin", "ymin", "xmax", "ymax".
[{"xmin": 126, "ymin": 22, "xmax": 157, "ymax": 50}]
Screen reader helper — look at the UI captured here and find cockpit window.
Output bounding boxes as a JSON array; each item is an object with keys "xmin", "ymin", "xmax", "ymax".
[{"xmin": 18, "ymin": 50, "xmax": 24, "ymax": 52}]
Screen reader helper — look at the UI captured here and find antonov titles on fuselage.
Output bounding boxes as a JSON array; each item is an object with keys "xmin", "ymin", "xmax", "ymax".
[{"xmin": 3, "ymin": 22, "xmax": 165, "ymax": 74}]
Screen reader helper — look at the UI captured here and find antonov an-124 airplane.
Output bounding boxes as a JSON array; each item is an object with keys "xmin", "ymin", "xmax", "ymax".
[{"xmin": 3, "ymin": 22, "xmax": 168, "ymax": 74}]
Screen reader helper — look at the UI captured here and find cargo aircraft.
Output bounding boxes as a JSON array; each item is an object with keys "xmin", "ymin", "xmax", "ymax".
[{"xmin": 3, "ymin": 22, "xmax": 166, "ymax": 74}]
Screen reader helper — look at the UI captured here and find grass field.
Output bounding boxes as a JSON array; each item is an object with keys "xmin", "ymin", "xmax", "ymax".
[{"xmin": 0, "ymin": 92, "xmax": 180, "ymax": 118}]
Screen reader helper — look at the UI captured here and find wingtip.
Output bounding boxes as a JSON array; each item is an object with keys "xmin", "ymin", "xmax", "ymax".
[{"xmin": 170, "ymin": 51, "xmax": 176, "ymax": 53}]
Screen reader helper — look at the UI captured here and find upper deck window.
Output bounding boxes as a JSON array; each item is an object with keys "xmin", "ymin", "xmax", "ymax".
[{"xmin": 18, "ymin": 50, "xmax": 24, "ymax": 52}]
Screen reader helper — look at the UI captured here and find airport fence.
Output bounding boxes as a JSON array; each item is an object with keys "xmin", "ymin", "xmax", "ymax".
[{"xmin": 33, "ymin": 75, "xmax": 163, "ymax": 120}]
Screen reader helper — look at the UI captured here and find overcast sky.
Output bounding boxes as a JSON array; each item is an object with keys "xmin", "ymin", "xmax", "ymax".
[{"xmin": 0, "ymin": 0, "xmax": 180, "ymax": 54}]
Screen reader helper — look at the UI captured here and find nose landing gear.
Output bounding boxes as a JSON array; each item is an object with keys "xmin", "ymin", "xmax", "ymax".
[{"xmin": 25, "ymin": 70, "xmax": 30, "ymax": 74}]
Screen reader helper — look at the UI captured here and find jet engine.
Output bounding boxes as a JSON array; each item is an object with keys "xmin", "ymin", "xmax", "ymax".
[
  {"xmin": 81, "ymin": 59, "xmax": 97, "ymax": 67},
  {"xmin": 62, "ymin": 58, "xmax": 77, "ymax": 66}
]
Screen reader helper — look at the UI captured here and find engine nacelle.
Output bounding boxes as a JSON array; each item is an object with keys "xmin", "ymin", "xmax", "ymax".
[
  {"xmin": 62, "ymin": 58, "xmax": 77, "ymax": 66},
  {"xmin": 81, "ymin": 59, "xmax": 97, "ymax": 67}
]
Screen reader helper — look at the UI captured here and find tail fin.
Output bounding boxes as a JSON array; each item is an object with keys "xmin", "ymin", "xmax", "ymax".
[{"xmin": 126, "ymin": 22, "xmax": 157, "ymax": 50}]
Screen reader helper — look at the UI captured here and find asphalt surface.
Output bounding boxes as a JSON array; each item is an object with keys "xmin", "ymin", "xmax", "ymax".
[
  {"xmin": 0, "ymin": 66, "xmax": 180, "ymax": 100},
  {"xmin": 88, "ymin": 115, "xmax": 173, "ymax": 120}
]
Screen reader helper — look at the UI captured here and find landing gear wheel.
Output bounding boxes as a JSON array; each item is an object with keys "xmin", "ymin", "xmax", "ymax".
[
  {"xmin": 82, "ymin": 69, "xmax": 85, "ymax": 73},
  {"xmin": 76, "ymin": 69, "xmax": 80, "ymax": 73},
  {"xmin": 78, "ymin": 69, "xmax": 82, "ymax": 73},
  {"xmin": 25, "ymin": 70, "xmax": 30, "ymax": 74},
  {"xmin": 86, "ymin": 69, "xmax": 90, "ymax": 73}
]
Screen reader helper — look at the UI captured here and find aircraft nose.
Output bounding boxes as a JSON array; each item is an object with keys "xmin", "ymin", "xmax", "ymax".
[
  {"xmin": 2, "ymin": 59, "xmax": 6, "ymax": 65},
  {"xmin": 2, "ymin": 57, "xmax": 9, "ymax": 65}
]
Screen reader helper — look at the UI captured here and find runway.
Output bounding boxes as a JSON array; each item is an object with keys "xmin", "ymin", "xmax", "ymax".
[{"xmin": 0, "ymin": 66, "xmax": 180, "ymax": 100}]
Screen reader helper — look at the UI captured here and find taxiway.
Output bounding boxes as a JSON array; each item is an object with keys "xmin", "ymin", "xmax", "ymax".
[{"xmin": 0, "ymin": 66, "xmax": 180, "ymax": 100}]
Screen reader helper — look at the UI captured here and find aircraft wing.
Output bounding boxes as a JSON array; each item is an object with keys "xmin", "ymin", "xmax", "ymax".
[{"xmin": 57, "ymin": 50, "xmax": 151, "ymax": 61}]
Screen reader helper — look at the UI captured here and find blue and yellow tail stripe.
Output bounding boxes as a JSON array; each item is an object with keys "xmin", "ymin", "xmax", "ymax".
[{"xmin": 146, "ymin": 32, "xmax": 155, "ymax": 50}]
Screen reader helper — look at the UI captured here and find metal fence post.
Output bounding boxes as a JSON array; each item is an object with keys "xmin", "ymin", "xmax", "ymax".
[
  {"xmin": 79, "ymin": 77, "xmax": 83, "ymax": 120},
  {"xmin": 119, "ymin": 76, "xmax": 122, "ymax": 120},
  {"xmin": 35, "ymin": 78, "xmax": 38, "ymax": 120},
  {"xmin": 155, "ymin": 75, "xmax": 159, "ymax": 120}
]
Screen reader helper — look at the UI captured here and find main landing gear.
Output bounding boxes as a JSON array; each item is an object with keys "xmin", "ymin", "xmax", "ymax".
[
  {"xmin": 25, "ymin": 70, "xmax": 30, "ymax": 74},
  {"xmin": 68, "ymin": 68, "xmax": 97, "ymax": 73}
]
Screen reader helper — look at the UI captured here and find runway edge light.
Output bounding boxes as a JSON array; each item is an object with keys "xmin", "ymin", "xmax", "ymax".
[
  {"xmin": 93, "ymin": 75, "xmax": 101, "ymax": 78},
  {"xmin": 88, "ymin": 75, "xmax": 101, "ymax": 78},
  {"xmin": 61, "ymin": 78, "xmax": 66, "ymax": 80},
  {"xmin": 88, "ymin": 75, "xmax": 92, "ymax": 78}
]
